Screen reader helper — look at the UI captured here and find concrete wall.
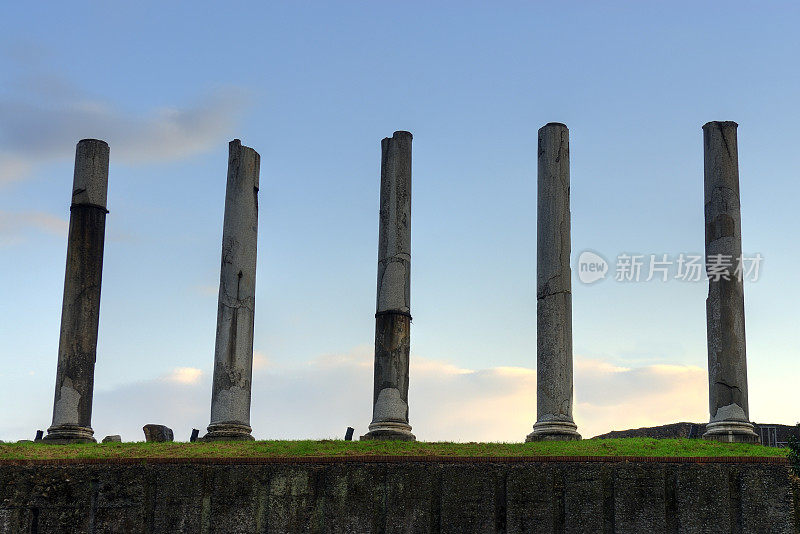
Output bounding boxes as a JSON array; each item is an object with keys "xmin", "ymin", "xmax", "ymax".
[{"xmin": 0, "ymin": 458, "xmax": 796, "ymax": 533}]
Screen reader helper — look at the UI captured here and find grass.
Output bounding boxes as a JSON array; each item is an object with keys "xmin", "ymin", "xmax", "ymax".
[{"xmin": 0, "ymin": 438, "xmax": 788, "ymax": 461}]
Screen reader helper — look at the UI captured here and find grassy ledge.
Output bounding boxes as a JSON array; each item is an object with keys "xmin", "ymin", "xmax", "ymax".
[{"xmin": 0, "ymin": 438, "xmax": 788, "ymax": 461}]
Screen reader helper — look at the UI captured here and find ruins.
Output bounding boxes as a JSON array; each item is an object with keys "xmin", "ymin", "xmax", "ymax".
[
  {"xmin": 43, "ymin": 139, "xmax": 110, "ymax": 444},
  {"xmin": 362, "ymin": 131, "xmax": 416, "ymax": 441},
  {"xmin": 33, "ymin": 123, "xmax": 766, "ymax": 445},
  {"xmin": 205, "ymin": 140, "xmax": 261, "ymax": 441},
  {"xmin": 702, "ymin": 121, "xmax": 759, "ymax": 443},
  {"xmin": 527, "ymin": 123, "xmax": 581, "ymax": 441}
]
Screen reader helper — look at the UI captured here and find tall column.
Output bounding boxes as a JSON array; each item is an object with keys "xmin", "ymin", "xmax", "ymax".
[
  {"xmin": 361, "ymin": 131, "xmax": 415, "ymax": 441},
  {"xmin": 702, "ymin": 121, "xmax": 758, "ymax": 443},
  {"xmin": 43, "ymin": 139, "xmax": 109, "ymax": 444},
  {"xmin": 526, "ymin": 123, "xmax": 581, "ymax": 442},
  {"xmin": 206, "ymin": 139, "xmax": 260, "ymax": 441}
]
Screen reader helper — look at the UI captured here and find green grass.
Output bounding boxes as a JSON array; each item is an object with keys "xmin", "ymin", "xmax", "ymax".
[{"xmin": 0, "ymin": 438, "xmax": 788, "ymax": 461}]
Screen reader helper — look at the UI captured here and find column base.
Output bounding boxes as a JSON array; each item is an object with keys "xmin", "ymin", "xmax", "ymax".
[
  {"xmin": 203, "ymin": 422, "xmax": 255, "ymax": 441},
  {"xmin": 526, "ymin": 421, "xmax": 581, "ymax": 442},
  {"xmin": 41, "ymin": 425, "xmax": 96, "ymax": 444},
  {"xmin": 360, "ymin": 421, "xmax": 416, "ymax": 441},
  {"xmin": 702, "ymin": 421, "xmax": 759, "ymax": 443}
]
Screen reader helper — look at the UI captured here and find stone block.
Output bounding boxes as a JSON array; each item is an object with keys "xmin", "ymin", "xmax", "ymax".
[{"xmin": 142, "ymin": 425, "xmax": 173, "ymax": 442}]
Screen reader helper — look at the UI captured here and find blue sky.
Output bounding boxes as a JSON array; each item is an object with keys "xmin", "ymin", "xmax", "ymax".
[{"xmin": 1, "ymin": 2, "xmax": 798, "ymax": 441}]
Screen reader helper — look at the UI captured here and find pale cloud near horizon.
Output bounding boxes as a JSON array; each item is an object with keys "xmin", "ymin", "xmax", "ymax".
[
  {"xmin": 573, "ymin": 359, "xmax": 708, "ymax": 436},
  {"xmin": 164, "ymin": 367, "xmax": 204, "ymax": 385},
  {"xmin": 0, "ymin": 210, "xmax": 67, "ymax": 247},
  {"xmin": 193, "ymin": 284, "xmax": 219, "ymax": 297},
  {"xmin": 0, "ymin": 154, "xmax": 31, "ymax": 187},
  {"xmin": 4, "ymin": 345, "xmax": 795, "ymax": 443},
  {"xmin": 253, "ymin": 351, "xmax": 271, "ymax": 371},
  {"xmin": 35, "ymin": 347, "xmax": 719, "ymax": 443}
]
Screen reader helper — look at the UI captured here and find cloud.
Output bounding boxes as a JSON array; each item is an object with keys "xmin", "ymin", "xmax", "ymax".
[
  {"xmin": 574, "ymin": 359, "xmax": 707, "ymax": 436},
  {"xmin": 0, "ymin": 154, "xmax": 31, "ymax": 186},
  {"xmin": 164, "ymin": 367, "xmax": 204, "ymax": 385},
  {"xmin": 253, "ymin": 351, "xmax": 271, "ymax": 371},
  {"xmin": 0, "ymin": 58, "xmax": 249, "ymax": 184},
  {"xmin": 1, "ymin": 40, "xmax": 50, "ymax": 68},
  {"xmin": 193, "ymin": 284, "xmax": 219, "ymax": 297},
  {"xmin": 7, "ymin": 347, "xmax": 794, "ymax": 443},
  {"xmin": 0, "ymin": 210, "xmax": 67, "ymax": 246},
  {"xmin": 78, "ymin": 347, "xmax": 715, "ymax": 443}
]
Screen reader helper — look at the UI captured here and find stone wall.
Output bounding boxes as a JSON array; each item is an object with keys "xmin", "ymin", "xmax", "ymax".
[{"xmin": 0, "ymin": 458, "xmax": 796, "ymax": 533}]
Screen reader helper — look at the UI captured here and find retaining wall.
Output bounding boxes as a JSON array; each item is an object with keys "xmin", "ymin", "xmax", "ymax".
[{"xmin": 0, "ymin": 457, "xmax": 797, "ymax": 533}]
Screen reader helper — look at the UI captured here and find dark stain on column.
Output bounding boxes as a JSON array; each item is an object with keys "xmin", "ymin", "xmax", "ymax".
[{"xmin": 372, "ymin": 313, "xmax": 411, "ymax": 407}]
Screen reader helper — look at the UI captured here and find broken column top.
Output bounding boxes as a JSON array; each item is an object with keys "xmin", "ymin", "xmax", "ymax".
[
  {"xmin": 703, "ymin": 120, "xmax": 738, "ymax": 129},
  {"xmin": 72, "ymin": 139, "xmax": 109, "ymax": 208},
  {"xmin": 229, "ymin": 139, "xmax": 261, "ymax": 190},
  {"xmin": 542, "ymin": 122, "xmax": 568, "ymax": 129},
  {"xmin": 383, "ymin": 131, "xmax": 412, "ymax": 142}
]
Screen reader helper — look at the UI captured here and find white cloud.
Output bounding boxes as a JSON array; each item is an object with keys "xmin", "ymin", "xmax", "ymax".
[
  {"xmin": 0, "ymin": 58, "xmax": 249, "ymax": 184},
  {"xmin": 0, "ymin": 153, "xmax": 31, "ymax": 186},
  {"xmin": 164, "ymin": 367, "xmax": 204, "ymax": 385},
  {"xmin": 574, "ymin": 359, "xmax": 707, "ymax": 436},
  {"xmin": 253, "ymin": 351, "xmax": 271, "ymax": 371},
  {"xmin": 0, "ymin": 210, "xmax": 68, "ymax": 247},
  {"xmin": 92, "ymin": 369, "xmax": 211, "ymax": 442},
  {"xmin": 5, "ymin": 346, "xmax": 795, "ymax": 443},
  {"xmin": 76, "ymin": 347, "xmax": 721, "ymax": 443},
  {"xmin": 193, "ymin": 284, "xmax": 219, "ymax": 297}
]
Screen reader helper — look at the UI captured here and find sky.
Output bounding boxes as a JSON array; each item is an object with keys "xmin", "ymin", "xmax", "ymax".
[{"xmin": 0, "ymin": 2, "xmax": 798, "ymax": 442}]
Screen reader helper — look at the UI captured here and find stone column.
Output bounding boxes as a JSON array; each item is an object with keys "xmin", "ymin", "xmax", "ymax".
[
  {"xmin": 43, "ymin": 139, "xmax": 109, "ymax": 444},
  {"xmin": 361, "ymin": 131, "xmax": 415, "ymax": 441},
  {"xmin": 526, "ymin": 123, "xmax": 581, "ymax": 442},
  {"xmin": 702, "ymin": 121, "xmax": 758, "ymax": 443},
  {"xmin": 206, "ymin": 139, "xmax": 260, "ymax": 441}
]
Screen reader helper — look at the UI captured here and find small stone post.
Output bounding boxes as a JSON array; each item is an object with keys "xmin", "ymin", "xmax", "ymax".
[
  {"xmin": 526, "ymin": 123, "xmax": 581, "ymax": 442},
  {"xmin": 43, "ymin": 139, "xmax": 109, "ymax": 444},
  {"xmin": 702, "ymin": 121, "xmax": 758, "ymax": 443},
  {"xmin": 206, "ymin": 139, "xmax": 260, "ymax": 441},
  {"xmin": 361, "ymin": 131, "xmax": 415, "ymax": 441}
]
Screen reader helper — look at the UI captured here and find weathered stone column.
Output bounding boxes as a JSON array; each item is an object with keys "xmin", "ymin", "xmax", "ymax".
[
  {"xmin": 702, "ymin": 121, "xmax": 758, "ymax": 443},
  {"xmin": 206, "ymin": 139, "xmax": 260, "ymax": 441},
  {"xmin": 43, "ymin": 139, "xmax": 109, "ymax": 444},
  {"xmin": 361, "ymin": 131, "xmax": 415, "ymax": 441},
  {"xmin": 526, "ymin": 123, "xmax": 581, "ymax": 442}
]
